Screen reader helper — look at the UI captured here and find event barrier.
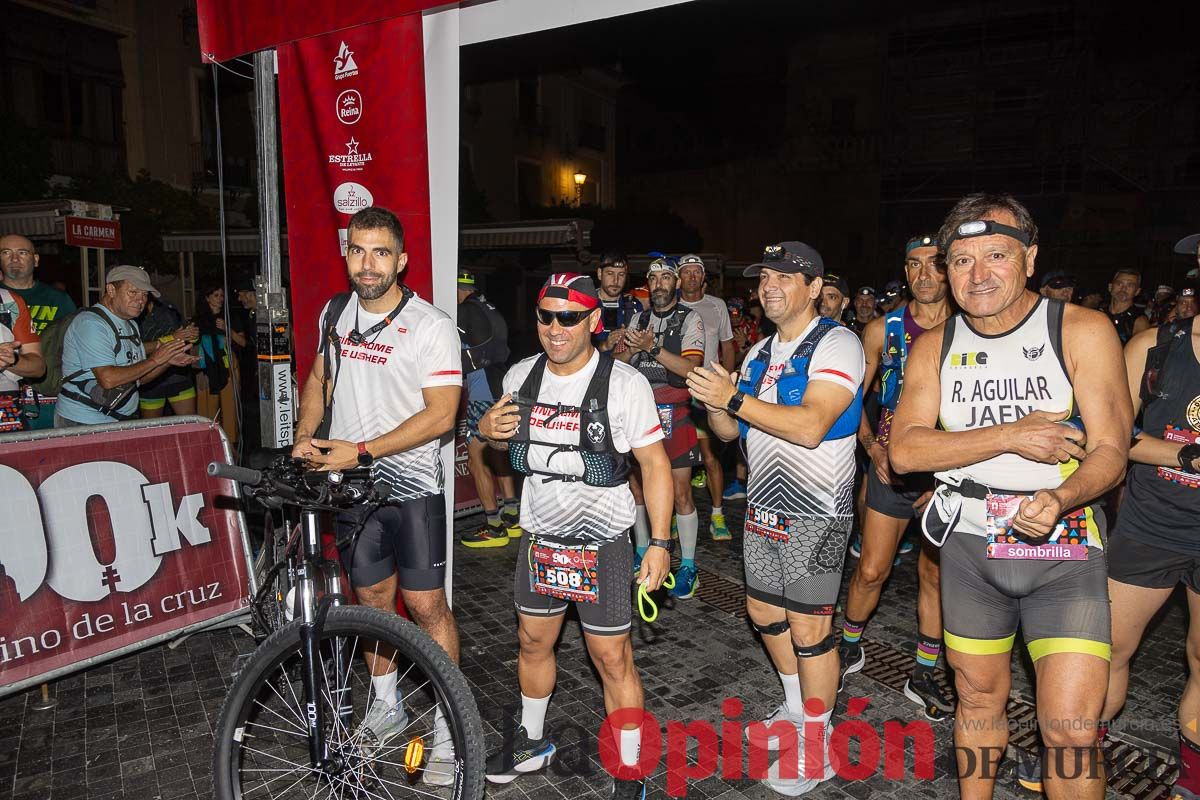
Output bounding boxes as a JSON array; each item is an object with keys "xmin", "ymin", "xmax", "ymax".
[{"xmin": 0, "ymin": 417, "xmax": 254, "ymax": 698}]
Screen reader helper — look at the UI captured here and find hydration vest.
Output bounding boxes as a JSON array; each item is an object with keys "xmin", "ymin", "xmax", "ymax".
[
  {"xmin": 507, "ymin": 353, "xmax": 632, "ymax": 488},
  {"xmin": 631, "ymin": 304, "xmax": 692, "ymax": 389},
  {"xmin": 737, "ymin": 316, "xmax": 863, "ymax": 442},
  {"xmin": 878, "ymin": 307, "xmax": 908, "ymax": 411},
  {"xmin": 459, "ymin": 291, "xmax": 510, "ymax": 373},
  {"xmin": 58, "ymin": 306, "xmax": 143, "ymax": 421}
]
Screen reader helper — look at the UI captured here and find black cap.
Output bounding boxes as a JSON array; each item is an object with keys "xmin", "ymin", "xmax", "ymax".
[
  {"xmin": 1042, "ymin": 271, "xmax": 1077, "ymax": 290},
  {"xmin": 744, "ymin": 241, "xmax": 824, "ymax": 278},
  {"xmin": 857, "ymin": 286, "xmax": 876, "ymax": 297},
  {"xmin": 824, "ymin": 273, "xmax": 850, "ymax": 297},
  {"xmin": 1174, "ymin": 233, "xmax": 1200, "ymax": 255}
]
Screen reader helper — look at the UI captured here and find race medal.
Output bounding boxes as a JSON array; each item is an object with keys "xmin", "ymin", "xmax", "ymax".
[
  {"xmin": 744, "ymin": 505, "xmax": 792, "ymax": 543},
  {"xmin": 530, "ymin": 539, "xmax": 600, "ymax": 604},
  {"xmin": 656, "ymin": 403, "xmax": 674, "ymax": 439},
  {"xmin": 985, "ymin": 492, "xmax": 1089, "ymax": 560}
]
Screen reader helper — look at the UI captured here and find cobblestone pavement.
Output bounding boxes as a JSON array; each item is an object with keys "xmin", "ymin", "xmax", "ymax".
[{"xmin": 0, "ymin": 486, "xmax": 1186, "ymax": 799}]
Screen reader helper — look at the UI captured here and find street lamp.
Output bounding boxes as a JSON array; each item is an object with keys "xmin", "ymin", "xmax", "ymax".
[{"xmin": 573, "ymin": 171, "xmax": 587, "ymax": 206}]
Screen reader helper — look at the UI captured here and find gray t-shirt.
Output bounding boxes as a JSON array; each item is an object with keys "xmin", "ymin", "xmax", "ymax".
[{"xmin": 680, "ymin": 294, "xmax": 733, "ymax": 368}]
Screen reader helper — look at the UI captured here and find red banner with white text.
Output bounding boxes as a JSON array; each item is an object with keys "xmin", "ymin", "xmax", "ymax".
[
  {"xmin": 0, "ymin": 421, "xmax": 252, "ymax": 695},
  {"xmin": 277, "ymin": 16, "xmax": 433, "ymax": 381}
]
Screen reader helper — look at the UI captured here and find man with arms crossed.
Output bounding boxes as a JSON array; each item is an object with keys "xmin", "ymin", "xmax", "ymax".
[
  {"xmin": 890, "ymin": 194, "xmax": 1132, "ymax": 800},
  {"xmin": 477, "ymin": 273, "xmax": 673, "ymax": 800},
  {"xmin": 292, "ymin": 206, "xmax": 462, "ymax": 785},
  {"xmin": 838, "ymin": 233, "xmax": 956, "ymax": 719},
  {"xmin": 689, "ymin": 241, "xmax": 864, "ymax": 796}
]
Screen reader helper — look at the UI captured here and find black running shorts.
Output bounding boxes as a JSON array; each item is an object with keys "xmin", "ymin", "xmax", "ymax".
[
  {"xmin": 865, "ymin": 466, "xmax": 933, "ymax": 520},
  {"xmin": 1107, "ymin": 534, "xmax": 1200, "ymax": 593},
  {"xmin": 336, "ymin": 494, "xmax": 447, "ymax": 591}
]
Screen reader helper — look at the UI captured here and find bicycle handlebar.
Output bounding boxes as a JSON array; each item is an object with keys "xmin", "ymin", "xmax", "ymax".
[
  {"xmin": 208, "ymin": 456, "xmax": 379, "ymax": 511},
  {"xmin": 208, "ymin": 462, "xmax": 264, "ymax": 486}
]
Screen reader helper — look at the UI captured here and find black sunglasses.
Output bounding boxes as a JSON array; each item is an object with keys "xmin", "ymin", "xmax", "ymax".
[{"xmin": 535, "ymin": 307, "xmax": 593, "ymax": 327}]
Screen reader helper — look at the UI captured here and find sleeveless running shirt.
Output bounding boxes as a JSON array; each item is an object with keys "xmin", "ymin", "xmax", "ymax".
[
  {"xmin": 1116, "ymin": 321, "xmax": 1200, "ymax": 553},
  {"xmin": 937, "ymin": 297, "xmax": 1078, "ymax": 493}
]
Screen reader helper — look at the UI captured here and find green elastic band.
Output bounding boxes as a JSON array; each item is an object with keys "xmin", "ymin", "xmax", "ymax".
[{"xmin": 637, "ymin": 572, "xmax": 676, "ymax": 623}]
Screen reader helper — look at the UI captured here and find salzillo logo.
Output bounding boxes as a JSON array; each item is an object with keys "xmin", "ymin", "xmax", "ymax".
[
  {"xmin": 1022, "ymin": 343, "xmax": 1045, "ymax": 361},
  {"xmin": 333, "ymin": 41, "xmax": 358, "ymax": 80},
  {"xmin": 328, "ymin": 137, "xmax": 373, "ymax": 172},
  {"xmin": 337, "ymin": 90, "xmax": 362, "ymax": 125},
  {"xmin": 333, "ymin": 182, "xmax": 373, "ymax": 215}
]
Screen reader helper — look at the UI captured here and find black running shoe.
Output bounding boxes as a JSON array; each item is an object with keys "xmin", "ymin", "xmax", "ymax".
[
  {"xmin": 612, "ymin": 777, "xmax": 647, "ymax": 799},
  {"xmin": 1015, "ymin": 748, "xmax": 1043, "ymax": 794},
  {"xmin": 485, "ymin": 725, "xmax": 556, "ymax": 784},
  {"xmin": 903, "ymin": 671, "xmax": 956, "ymax": 720},
  {"xmin": 837, "ymin": 644, "xmax": 865, "ymax": 693}
]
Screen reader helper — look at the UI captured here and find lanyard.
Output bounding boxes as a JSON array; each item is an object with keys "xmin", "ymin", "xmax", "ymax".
[
  {"xmin": 348, "ymin": 287, "xmax": 412, "ymax": 345},
  {"xmin": 637, "ymin": 572, "xmax": 676, "ymax": 623}
]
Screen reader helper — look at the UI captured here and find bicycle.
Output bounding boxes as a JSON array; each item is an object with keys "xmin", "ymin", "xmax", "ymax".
[{"xmin": 209, "ymin": 456, "xmax": 484, "ymax": 799}]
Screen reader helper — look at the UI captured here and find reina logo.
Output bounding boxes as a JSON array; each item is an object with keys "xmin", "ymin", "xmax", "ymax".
[
  {"xmin": 328, "ymin": 137, "xmax": 373, "ymax": 172},
  {"xmin": 333, "ymin": 182, "xmax": 373, "ymax": 215},
  {"xmin": 336, "ymin": 89, "xmax": 362, "ymax": 125},
  {"xmin": 333, "ymin": 41, "xmax": 358, "ymax": 80},
  {"xmin": 950, "ymin": 351, "xmax": 989, "ymax": 367}
]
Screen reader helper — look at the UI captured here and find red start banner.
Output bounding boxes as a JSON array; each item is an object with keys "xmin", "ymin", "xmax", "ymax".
[
  {"xmin": 64, "ymin": 216, "xmax": 122, "ymax": 250},
  {"xmin": 0, "ymin": 421, "xmax": 252, "ymax": 696},
  {"xmin": 277, "ymin": 16, "xmax": 433, "ymax": 381}
]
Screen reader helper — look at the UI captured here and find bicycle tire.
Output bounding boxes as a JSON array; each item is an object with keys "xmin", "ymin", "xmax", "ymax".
[{"xmin": 213, "ymin": 605, "xmax": 484, "ymax": 800}]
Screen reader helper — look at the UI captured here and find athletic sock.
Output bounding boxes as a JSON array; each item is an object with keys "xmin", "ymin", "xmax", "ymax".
[
  {"xmin": 913, "ymin": 634, "xmax": 942, "ymax": 676},
  {"xmin": 520, "ymin": 693, "xmax": 551, "ymax": 741},
  {"xmin": 633, "ymin": 505, "xmax": 650, "ymax": 554},
  {"xmin": 619, "ymin": 726, "xmax": 642, "ymax": 768},
  {"xmin": 371, "ymin": 670, "xmax": 398, "ymax": 708},
  {"xmin": 486, "ymin": 509, "xmax": 502, "ymax": 527},
  {"xmin": 712, "ymin": 505, "xmax": 724, "ymax": 518},
  {"xmin": 841, "ymin": 618, "xmax": 866, "ymax": 651},
  {"xmin": 779, "ymin": 671, "xmax": 804, "ymax": 716},
  {"xmin": 502, "ymin": 496, "xmax": 519, "ymax": 512},
  {"xmin": 677, "ymin": 510, "xmax": 699, "ymax": 568},
  {"xmin": 1179, "ymin": 734, "xmax": 1200, "ymax": 793}
]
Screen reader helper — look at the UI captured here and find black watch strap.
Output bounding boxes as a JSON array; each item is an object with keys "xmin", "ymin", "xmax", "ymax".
[
  {"xmin": 647, "ymin": 538, "xmax": 673, "ymax": 552},
  {"xmin": 726, "ymin": 390, "xmax": 746, "ymax": 415}
]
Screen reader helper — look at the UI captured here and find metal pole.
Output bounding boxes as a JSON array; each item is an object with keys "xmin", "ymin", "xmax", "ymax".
[{"xmin": 253, "ymin": 49, "xmax": 294, "ymax": 450}]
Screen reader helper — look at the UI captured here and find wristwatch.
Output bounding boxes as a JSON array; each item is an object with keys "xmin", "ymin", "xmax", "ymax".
[
  {"xmin": 647, "ymin": 538, "xmax": 673, "ymax": 553},
  {"xmin": 356, "ymin": 441, "xmax": 374, "ymax": 467},
  {"xmin": 726, "ymin": 390, "xmax": 746, "ymax": 415},
  {"xmin": 648, "ymin": 344, "xmax": 662, "ymax": 359},
  {"xmin": 1179, "ymin": 443, "xmax": 1200, "ymax": 474}
]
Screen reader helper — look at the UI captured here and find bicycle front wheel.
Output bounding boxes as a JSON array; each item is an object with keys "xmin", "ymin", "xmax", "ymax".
[{"xmin": 213, "ymin": 605, "xmax": 484, "ymax": 800}]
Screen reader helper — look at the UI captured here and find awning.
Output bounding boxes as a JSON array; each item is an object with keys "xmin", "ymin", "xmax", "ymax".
[
  {"xmin": 0, "ymin": 200, "xmax": 120, "ymax": 240},
  {"xmin": 163, "ymin": 229, "xmax": 289, "ymax": 256},
  {"xmin": 460, "ymin": 219, "xmax": 592, "ymax": 250}
]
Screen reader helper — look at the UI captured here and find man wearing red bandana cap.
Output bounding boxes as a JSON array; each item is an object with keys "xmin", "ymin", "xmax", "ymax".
[{"xmin": 477, "ymin": 272, "xmax": 674, "ymax": 798}]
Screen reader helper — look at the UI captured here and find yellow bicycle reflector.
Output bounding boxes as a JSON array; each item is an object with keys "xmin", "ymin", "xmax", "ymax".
[{"xmin": 404, "ymin": 736, "xmax": 426, "ymax": 774}]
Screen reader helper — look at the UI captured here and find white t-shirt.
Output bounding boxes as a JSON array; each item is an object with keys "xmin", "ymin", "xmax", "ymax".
[
  {"xmin": 318, "ymin": 291, "xmax": 462, "ymax": 501},
  {"xmin": 503, "ymin": 350, "xmax": 664, "ymax": 541},
  {"xmin": 741, "ymin": 318, "xmax": 865, "ymax": 519},
  {"xmin": 680, "ymin": 294, "xmax": 733, "ymax": 368}
]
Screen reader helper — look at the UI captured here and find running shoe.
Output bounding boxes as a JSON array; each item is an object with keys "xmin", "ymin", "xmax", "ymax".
[
  {"xmin": 745, "ymin": 703, "xmax": 803, "ymax": 751},
  {"xmin": 691, "ymin": 470, "xmax": 707, "ymax": 488},
  {"xmin": 612, "ymin": 777, "xmax": 647, "ymax": 799},
  {"xmin": 461, "ymin": 521, "xmax": 509, "ymax": 548},
  {"xmin": 903, "ymin": 672, "xmax": 956, "ymax": 721},
  {"xmin": 423, "ymin": 739, "xmax": 456, "ymax": 786},
  {"xmin": 356, "ymin": 699, "xmax": 409, "ymax": 754},
  {"xmin": 898, "ymin": 537, "xmax": 915, "ymax": 555},
  {"xmin": 501, "ymin": 507, "xmax": 523, "ymax": 537},
  {"xmin": 671, "ymin": 514, "xmax": 678, "ymax": 540},
  {"xmin": 722, "ymin": 480, "xmax": 747, "ymax": 501},
  {"xmin": 837, "ymin": 644, "xmax": 865, "ymax": 693},
  {"xmin": 765, "ymin": 731, "xmax": 833, "ymax": 796},
  {"xmin": 848, "ymin": 536, "xmax": 862, "ymax": 558},
  {"xmin": 485, "ymin": 725, "xmax": 557, "ymax": 784},
  {"xmin": 1015, "ymin": 748, "xmax": 1043, "ymax": 794},
  {"xmin": 710, "ymin": 512, "xmax": 731, "ymax": 541},
  {"xmin": 668, "ymin": 564, "xmax": 698, "ymax": 599},
  {"xmin": 632, "ymin": 549, "xmax": 643, "ymax": 581}
]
